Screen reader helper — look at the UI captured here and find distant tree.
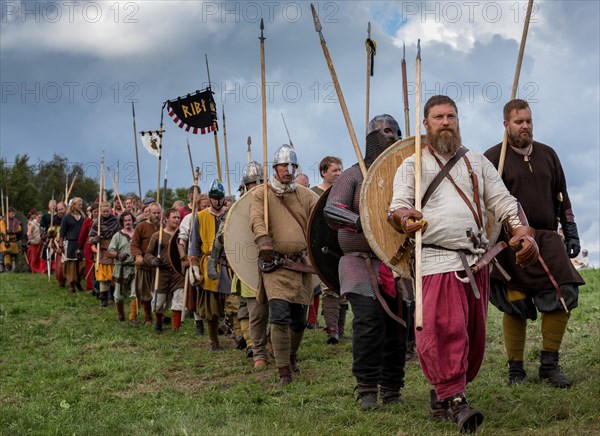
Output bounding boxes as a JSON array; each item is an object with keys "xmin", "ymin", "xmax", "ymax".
[
  {"xmin": 175, "ymin": 187, "xmax": 189, "ymax": 203},
  {"xmin": 7, "ymin": 155, "xmax": 39, "ymax": 212},
  {"xmin": 144, "ymin": 188, "xmax": 178, "ymax": 208},
  {"xmin": 34, "ymin": 154, "xmax": 99, "ymax": 207}
]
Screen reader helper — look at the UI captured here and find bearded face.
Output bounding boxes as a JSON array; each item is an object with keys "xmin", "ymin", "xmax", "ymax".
[
  {"xmin": 505, "ymin": 108, "xmax": 533, "ymax": 149},
  {"xmin": 424, "ymin": 103, "xmax": 462, "ymax": 155}
]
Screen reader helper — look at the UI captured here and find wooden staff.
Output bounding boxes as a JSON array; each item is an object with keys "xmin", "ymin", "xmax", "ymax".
[
  {"xmin": 205, "ymin": 54, "xmax": 223, "ymax": 181},
  {"xmin": 48, "ymin": 192, "xmax": 55, "ymax": 281},
  {"xmin": 157, "ymin": 106, "xmax": 166, "ymax": 201},
  {"xmin": 108, "ymin": 170, "xmax": 125, "ymax": 212},
  {"xmin": 414, "ymin": 40, "xmax": 424, "ymax": 331},
  {"xmin": 131, "ymin": 103, "xmax": 143, "ymax": 200},
  {"xmin": 498, "ymin": 0, "xmax": 535, "ymax": 177},
  {"xmin": 401, "ymin": 42, "xmax": 411, "ymax": 137},
  {"xmin": 222, "ymin": 105, "xmax": 232, "ymax": 197},
  {"xmin": 1, "ymin": 189, "xmax": 4, "ymax": 217},
  {"xmin": 259, "ymin": 18, "xmax": 269, "ymax": 232},
  {"xmin": 311, "ymin": 4, "xmax": 367, "ymax": 178}
]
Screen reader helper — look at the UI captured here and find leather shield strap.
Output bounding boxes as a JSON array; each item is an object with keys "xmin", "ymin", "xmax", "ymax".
[
  {"xmin": 458, "ymin": 251, "xmax": 481, "ymax": 299},
  {"xmin": 537, "ymin": 254, "xmax": 569, "ymax": 313},
  {"xmin": 278, "ymin": 258, "xmax": 316, "ymax": 274},
  {"xmin": 357, "ymin": 253, "xmax": 406, "ymax": 327}
]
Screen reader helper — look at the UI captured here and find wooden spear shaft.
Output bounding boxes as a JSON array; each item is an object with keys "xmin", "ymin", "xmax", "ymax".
[
  {"xmin": 95, "ymin": 153, "xmax": 104, "ymax": 272},
  {"xmin": 222, "ymin": 106, "xmax": 232, "ymax": 197},
  {"xmin": 414, "ymin": 40, "xmax": 424, "ymax": 331},
  {"xmin": 205, "ymin": 54, "xmax": 223, "ymax": 181},
  {"xmin": 401, "ymin": 42, "xmax": 411, "ymax": 137},
  {"xmin": 498, "ymin": 0, "xmax": 534, "ymax": 177},
  {"xmin": 182, "ymin": 166, "xmax": 200, "ymax": 318},
  {"xmin": 132, "ymin": 102, "xmax": 143, "ymax": 200},
  {"xmin": 311, "ymin": 4, "xmax": 368, "ymax": 178},
  {"xmin": 365, "ymin": 22, "xmax": 372, "ymax": 135},
  {"xmin": 65, "ymin": 174, "xmax": 77, "ymax": 203},
  {"xmin": 259, "ymin": 19, "xmax": 269, "ymax": 233},
  {"xmin": 107, "ymin": 170, "xmax": 124, "ymax": 213}
]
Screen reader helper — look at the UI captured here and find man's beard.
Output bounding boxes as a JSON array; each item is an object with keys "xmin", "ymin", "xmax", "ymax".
[
  {"xmin": 428, "ymin": 128, "xmax": 462, "ymax": 154},
  {"xmin": 508, "ymin": 131, "xmax": 532, "ymax": 149}
]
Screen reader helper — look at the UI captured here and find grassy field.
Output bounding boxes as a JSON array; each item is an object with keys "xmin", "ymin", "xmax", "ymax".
[{"xmin": 1, "ymin": 270, "xmax": 599, "ymax": 435}]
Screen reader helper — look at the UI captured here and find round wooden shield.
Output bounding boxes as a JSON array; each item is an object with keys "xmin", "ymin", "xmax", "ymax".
[
  {"xmin": 306, "ymin": 187, "xmax": 341, "ymax": 293},
  {"xmin": 223, "ymin": 189, "xmax": 259, "ymax": 291},
  {"xmin": 168, "ymin": 229, "xmax": 184, "ymax": 277},
  {"xmin": 359, "ymin": 135, "xmax": 427, "ymax": 277}
]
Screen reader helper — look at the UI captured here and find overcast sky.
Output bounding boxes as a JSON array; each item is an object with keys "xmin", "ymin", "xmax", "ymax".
[{"xmin": 1, "ymin": 0, "xmax": 598, "ymax": 265}]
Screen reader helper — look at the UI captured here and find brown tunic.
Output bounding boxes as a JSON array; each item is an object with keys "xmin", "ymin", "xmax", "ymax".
[
  {"xmin": 250, "ymin": 184, "xmax": 318, "ymax": 305},
  {"xmin": 485, "ymin": 141, "xmax": 584, "ymax": 292},
  {"xmin": 131, "ymin": 220, "xmax": 158, "ymax": 270},
  {"xmin": 145, "ymin": 229, "xmax": 184, "ymax": 294}
]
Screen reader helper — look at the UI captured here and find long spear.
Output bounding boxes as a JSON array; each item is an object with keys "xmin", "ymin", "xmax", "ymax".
[
  {"xmin": 182, "ymin": 166, "xmax": 200, "ymax": 318},
  {"xmin": 65, "ymin": 174, "xmax": 77, "ymax": 204},
  {"xmin": 131, "ymin": 102, "xmax": 143, "ymax": 200},
  {"xmin": 281, "ymin": 113, "xmax": 294, "ymax": 148},
  {"xmin": 498, "ymin": 0, "xmax": 535, "ymax": 177},
  {"xmin": 401, "ymin": 42, "xmax": 411, "ymax": 137},
  {"xmin": 365, "ymin": 21, "xmax": 376, "ymax": 134},
  {"xmin": 311, "ymin": 4, "xmax": 367, "ymax": 178},
  {"xmin": 414, "ymin": 40, "xmax": 424, "ymax": 331},
  {"xmin": 47, "ymin": 191, "xmax": 55, "ymax": 281},
  {"xmin": 259, "ymin": 18, "xmax": 269, "ymax": 233},
  {"xmin": 108, "ymin": 170, "xmax": 125, "ymax": 212},
  {"xmin": 186, "ymin": 139, "xmax": 194, "ymax": 181},
  {"xmin": 205, "ymin": 54, "xmax": 223, "ymax": 181},
  {"xmin": 156, "ymin": 105, "xmax": 166, "ymax": 201},
  {"xmin": 95, "ymin": 152, "xmax": 104, "ymax": 272},
  {"xmin": 247, "ymin": 136, "xmax": 252, "ymax": 163},
  {"xmin": 0, "ymin": 189, "xmax": 4, "ymax": 217},
  {"xmin": 152, "ymin": 155, "xmax": 168, "ymax": 312},
  {"xmin": 222, "ymin": 105, "xmax": 232, "ymax": 196}
]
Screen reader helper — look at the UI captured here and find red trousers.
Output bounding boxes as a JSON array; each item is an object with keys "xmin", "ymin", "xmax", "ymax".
[
  {"xmin": 416, "ymin": 267, "xmax": 489, "ymax": 400},
  {"xmin": 28, "ymin": 244, "xmax": 47, "ymax": 274},
  {"xmin": 83, "ymin": 244, "xmax": 95, "ymax": 290}
]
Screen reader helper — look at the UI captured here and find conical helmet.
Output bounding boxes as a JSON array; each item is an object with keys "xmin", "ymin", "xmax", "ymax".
[
  {"xmin": 241, "ymin": 161, "xmax": 264, "ymax": 186},
  {"xmin": 208, "ymin": 179, "xmax": 225, "ymax": 199},
  {"xmin": 272, "ymin": 144, "xmax": 298, "ymax": 166}
]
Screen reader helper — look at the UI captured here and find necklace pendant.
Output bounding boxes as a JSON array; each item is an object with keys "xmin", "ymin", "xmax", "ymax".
[{"xmin": 524, "ymin": 155, "xmax": 530, "ymax": 162}]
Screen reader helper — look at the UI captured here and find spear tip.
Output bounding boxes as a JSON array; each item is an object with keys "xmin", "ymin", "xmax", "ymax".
[
  {"xmin": 416, "ymin": 39, "xmax": 421, "ymax": 60},
  {"xmin": 259, "ymin": 18, "xmax": 265, "ymax": 40},
  {"xmin": 310, "ymin": 3, "xmax": 321, "ymax": 32},
  {"xmin": 247, "ymin": 136, "xmax": 252, "ymax": 146},
  {"xmin": 402, "ymin": 41, "xmax": 406, "ymax": 60}
]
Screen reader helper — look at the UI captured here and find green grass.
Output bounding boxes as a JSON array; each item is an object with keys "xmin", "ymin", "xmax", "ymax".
[{"xmin": 1, "ymin": 270, "xmax": 599, "ymax": 435}]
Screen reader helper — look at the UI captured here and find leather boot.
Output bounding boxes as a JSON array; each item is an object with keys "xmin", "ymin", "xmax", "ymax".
[
  {"xmin": 116, "ymin": 301, "xmax": 125, "ymax": 322},
  {"xmin": 380, "ymin": 386, "xmax": 401, "ymax": 405},
  {"xmin": 195, "ymin": 320, "xmax": 205, "ymax": 336},
  {"xmin": 356, "ymin": 384, "xmax": 380, "ymax": 411},
  {"xmin": 290, "ymin": 353, "xmax": 301, "ymax": 374},
  {"xmin": 539, "ymin": 351, "xmax": 571, "ymax": 388},
  {"xmin": 154, "ymin": 313, "xmax": 164, "ymax": 333},
  {"xmin": 326, "ymin": 326, "xmax": 339, "ymax": 345},
  {"xmin": 100, "ymin": 292, "xmax": 109, "ymax": 307},
  {"xmin": 508, "ymin": 360, "xmax": 526, "ymax": 385},
  {"xmin": 448, "ymin": 393, "xmax": 483, "ymax": 433},
  {"xmin": 172, "ymin": 310, "xmax": 182, "ymax": 332},
  {"xmin": 429, "ymin": 389, "xmax": 451, "ymax": 422},
  {"xmin": 338, "ymin": 304, "xmax": 348, "ymax": 338},
  {"xmin": 207, "ymin": 319, "xmax": 220, "ymax": 351},
  {"xmin": 129, "ymin": 300, "xmax": 139, "ymax": 325},
  {"xmin": 275, "ymin": 365, "xmax": 293, "ymax": 389},
  {"xmin": 143, "ymin": 301, "xmax": 153, "ymax": 325}
]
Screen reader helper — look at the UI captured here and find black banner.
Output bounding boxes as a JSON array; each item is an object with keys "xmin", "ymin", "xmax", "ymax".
[{"xmin": 167, "ymin": 89, "xmax": 217, "ymax": 134}]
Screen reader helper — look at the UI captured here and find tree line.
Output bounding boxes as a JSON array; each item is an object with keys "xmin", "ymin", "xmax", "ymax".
[{"xmin": 0, "ymin": 154, "xmax": 191, "ymax": 213}]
